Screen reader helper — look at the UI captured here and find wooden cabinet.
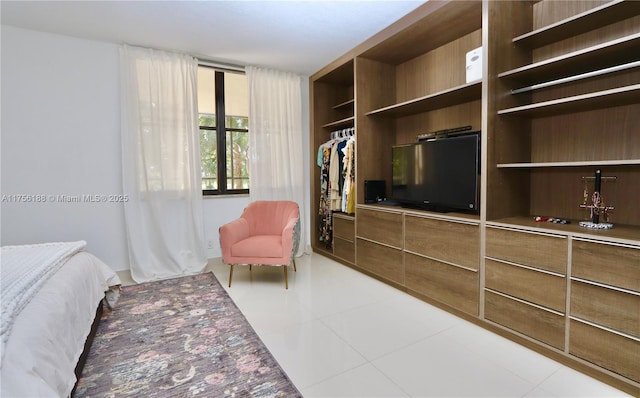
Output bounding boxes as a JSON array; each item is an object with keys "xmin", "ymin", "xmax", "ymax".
[
  {"xmin": 310, "ymin": 1, "xmax": 640, "ymax": 393},
  {"xmin": 404, "ymin": 214, "xmax": 480, "ymax": 315},
  {"xmin": 311, "ymin": 60, "xmax": 354, "ymax": 257},
  {"xmin": 405, "ymin": 252, "xmax": 478, "ymax": 316},
  {"xmin": 333, "ymin": 213, "xmax": 355, "ymax": 264},
  {"xmin": 485, "ymin": 258, "xmax": 566, "ymax": 313},
  {"xmin": 356, "ymin": 207, "xmax": 403, "ymax": 248},
  {"xmin": 569, "ymin": 319, "xmax": 640, "ymax": 383},
  {"xmin": 356, "ymin": 238, "xmax": 403, "ymax": 285},
  {"xmin": 484, "ymin": 226, "xmax": 568, "ymax": 349},
  {"xmin": 569, "ymin": 238, "xmax": 640, "ymax": 383},
  {"xmin": 355, "ymin": 1, "xmax": 482, "ymax": 203},
  {"xmin": 486, "ymin": 0, "xmax": 640, "ymax": 230},
  {"xmin": 485, "ymin": 290, "xmax": 565, "ymax": 350},
  {"xmin": 355, "ymin": 207, "xmax": 403, "ymax": 284},
  {"xmin": 405, "ymin": 215, "xmax": 479, "ymax": 270},
  {"xmin": 571, "ymin": 280, "xmax": 639, "ymax": 337},
  {"xmin": 572, "ymin": 238, "xmax": 640, "ymax": 291},
  {"xmin": 485, "ymin": 226, "xmax": 568, "ymax": 274}
]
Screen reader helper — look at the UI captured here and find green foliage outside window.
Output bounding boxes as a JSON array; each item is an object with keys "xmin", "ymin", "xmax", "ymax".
[{"xmin": 199, "ymin": 114, "xmax": 249, "ymax": 191}]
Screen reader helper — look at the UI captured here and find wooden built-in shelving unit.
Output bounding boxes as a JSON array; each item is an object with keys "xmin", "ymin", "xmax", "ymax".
[{"xmin": 310, "ymin": 1, "xmax": 640, "ymax": 395}]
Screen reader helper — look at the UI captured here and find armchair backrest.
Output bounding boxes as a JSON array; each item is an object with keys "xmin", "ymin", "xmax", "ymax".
[{"xmin": 241, "ymin": 201, "xmax": 299, "ymax": 236}]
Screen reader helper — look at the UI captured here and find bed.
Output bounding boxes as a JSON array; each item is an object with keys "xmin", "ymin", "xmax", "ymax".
[{"xmin": 1, "ymin": 241, "xmax": 121, "ymax": 397}]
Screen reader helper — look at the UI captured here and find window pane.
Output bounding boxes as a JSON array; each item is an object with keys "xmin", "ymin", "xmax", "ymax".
[
  {"xmin": 197, "ymin": 67, "xmax": 216, "ymax": 116},
  {"xmin": 226, "ymin": 130, "xmax": 249, "ymax": 190},
  {"xmin": 200, "ymin": 129, "xmax": 217, "ymax": 190},
  {"xmin": 224, "ymin": 72, "xmax": 248, "ymax": 119}
]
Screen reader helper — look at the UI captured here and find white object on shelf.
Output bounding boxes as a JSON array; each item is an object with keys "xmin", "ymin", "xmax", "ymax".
[
  {"xmin": 579, "ymin": 221, "xmax": 614, "ymax": 230},
  {"xmin": 466, "ymin": 46, "xmax": 482, "ymax": 83}
]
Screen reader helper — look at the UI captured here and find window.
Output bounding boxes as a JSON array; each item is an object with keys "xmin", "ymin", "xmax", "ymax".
[{"xmin": 197, "ymin": 66, "xmax": 249, "ymax": 195}]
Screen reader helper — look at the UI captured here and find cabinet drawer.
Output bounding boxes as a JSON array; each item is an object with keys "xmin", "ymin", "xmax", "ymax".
[
  {"xmin": 486, "ymin": 258, "xmax": 566, "ymax": 313},
  {"xmin": 405, "ymin": 252, "xmax": 478, "ymax": 316},
  {"xmin": 405, "ymin": 216, "xmax": 479, "ymax": 270},
  {"xmin": 485, "ymin": 290, "xmax": 565, "ymax": 350},
  {"xmin": 572, "ymin": 239, "xmax": 640, "ymax": 292},
  {"xmin": 334, "ymin": 237, "xmax": 355, "ymax": 264},
  {"xmin": 356, "ymin": 208, "xmax": 403, "ymax": 248},
  {"xmin": 486, "ymin": 227, "xmax": 567, "ymax": 274},
  {"xmin": 356, "ymin": 238, "xmax": 403, "ymax": 284},
  {"xmin": 571, "ymin": 280, "xmax": 639, "ymax": 338},
  {"xmin": 570, "ymin": 320, "xmax": 640, "ymax": 383},
  {"xmin": 333, "ymin": 215, "xmax": 355, "ymax": 241}
]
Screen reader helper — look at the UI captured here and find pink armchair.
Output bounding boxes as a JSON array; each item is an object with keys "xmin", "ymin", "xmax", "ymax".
[{"xmin": 219, "ymin": 201, "xmax": 300, "ymax": 289}]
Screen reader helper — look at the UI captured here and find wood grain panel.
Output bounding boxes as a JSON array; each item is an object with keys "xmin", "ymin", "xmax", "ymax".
[
  {"xmin": 311, "ymin": 61, "xmax": 354, "ymax": 251},
  {"xmin": 405, "ymin": 215, "xmax": 479, "ymax": 270},
  {"xmin": 570, "ymin": 319, "xmax": 640, "ymax": 383},
  {"xmin": 530, "ymin": 166, "xmax": 640, "ymax": 227},
  {"xmin": 530, "ymin": 105, "xmax": 640, "ymax": 162},
  {"xmin": 572, "ymin": 239, "xmax": 640, "ymax": 292},
  {"xmin": 486, "ymin": 258, "xmax": 566, "ymax": 312},
  {"xmin": 405, "ymin": 253, "xmax": 478, "ymax": 316},
  {"xmin": 356, "ymin": 238, "xmax": 403, "ymax": 284},
  {"xmin": 359, "ymin": 1, "xmax": 482, "ymax": 65},
  {"xmin": 333, "ymin": 215, "xmax": 355, "ymax": 242},
  {"xmin": 485, "ymin": 290, "xmax": 565, "ymax": 350},
  {"xmin": 394, "ymin": 100, "xmax": 482, "ymax": 144},
  {"xmin": 395, "ymin": 30, "xmax": 481, "ymax": 103},
  {"xmin": 354, "ymin": 57, "xmax": 396, "ymax": 205},
  {"xmin": 486, "ymin": 227, "xmax": 568, "ymax": 274},
  {"xmin": 532, "ymin": 1, "xmax": 611, "ymax": 30},
  {"xmin": 356, "ymin": 208, "xmax": 403, "ymax": 248},
  {"xmin": 334, "ymin": 237, "xmax": 355, "ymax": 264},
  {"xmin": 571, "ymin": 280, "xmax": 640, "ymax": 337}
]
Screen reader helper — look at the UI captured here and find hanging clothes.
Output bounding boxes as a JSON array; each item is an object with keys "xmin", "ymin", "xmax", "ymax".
[
  {"xmin": 318, "ymin": 143, "xmax": 332, "ymax": 246},
  {"xmin": 342, "ymin": 135, "xmax": 356, "ymax": 214},
  {"xmin": 317, "ymin": 128, "xmax": 355, "ymax": 246}
]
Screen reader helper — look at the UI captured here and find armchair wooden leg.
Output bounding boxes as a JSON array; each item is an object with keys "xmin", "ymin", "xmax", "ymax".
[
  {"xmin": 284, "ymin": 265, "xmax": 288, "ymax": 289},
  {"xmin": 293, "ymin": 258, "xmax": 297, "ymax": 272},
  {"xmin": 229, "ymin": 264, "xmax": 234, "ymax": 287}
]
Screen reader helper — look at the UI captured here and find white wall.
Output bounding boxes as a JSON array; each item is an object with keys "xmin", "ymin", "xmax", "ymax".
[
  {"xmin": 1, "ymin": 26, "xmax": 312, "ymax": 269},
  {"xmin": 1, "ymin": 25, "xmax": 130, "ymax": 270}
]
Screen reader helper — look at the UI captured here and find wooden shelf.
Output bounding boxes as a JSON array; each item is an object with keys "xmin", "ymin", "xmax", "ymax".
[
  {"xmin": 333, "ymin": 99, "xmax": 354, "ymax": 110},
  {"xmin": 513, "ymin": 0, "xmax": 640, "ymax": 49},
  {"xmin": 497, "ymin": 160, "xmax": 640, "ymax": 168},
  {"xmin": 500, "ymin": 33, "xmax": 640, "ymax": 85},
  {"xmin": 497, "ymin": 84, "xmax": 640, "ymax": 118},
  {"xmin": 360, "ymin": 1, "xmax": 482, "ymax": 65},
  {"xmin": 365, "ymin": 82, "xmax": 481, "ymax": 118},
  {"xmin": 322, "ymin": 116, "xmax": 355, "ymax": 129},
  {"xmin": 487, "ymin": 217, "xmax": 640, "ymax": 246}
]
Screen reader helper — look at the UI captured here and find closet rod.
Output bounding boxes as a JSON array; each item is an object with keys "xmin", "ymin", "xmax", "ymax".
[{"xmin": 197, "ymin": 58, "xmax": 245, "ymax": 73}]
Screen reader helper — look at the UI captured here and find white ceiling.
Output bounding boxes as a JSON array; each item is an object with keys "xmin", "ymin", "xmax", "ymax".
[{"xmin": 0, "ymin": 0, "xmax": 425, "ymax": 76}]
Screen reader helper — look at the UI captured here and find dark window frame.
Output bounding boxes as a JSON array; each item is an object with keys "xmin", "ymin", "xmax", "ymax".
[{"xmin": 200, "ymin": 68, "xmax": 249, "ymax": 196}]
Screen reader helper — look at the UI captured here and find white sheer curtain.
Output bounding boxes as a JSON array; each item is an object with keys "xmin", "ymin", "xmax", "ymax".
[
  {"xmin": 120, "ymin": 45, "xmax": 207, "ymax": 282},
  {"xmin": 246, "ymin": 66, "xmax": 309, "ymax": 255}
]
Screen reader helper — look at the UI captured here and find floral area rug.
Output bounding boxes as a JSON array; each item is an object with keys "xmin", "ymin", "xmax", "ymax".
[{"xmin": 74, "ymin": 273, "xmax": 301, "ymax": 397}]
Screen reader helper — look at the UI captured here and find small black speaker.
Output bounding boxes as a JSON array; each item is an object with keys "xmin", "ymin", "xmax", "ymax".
[{"xmin": 364, "ymin": 180, "xmax": 386, "ymax": 203}]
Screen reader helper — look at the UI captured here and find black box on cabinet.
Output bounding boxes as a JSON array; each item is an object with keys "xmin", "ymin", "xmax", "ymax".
[{"xmin": 364, "ymin": 180, "xmax": 386, "ymax": 203}]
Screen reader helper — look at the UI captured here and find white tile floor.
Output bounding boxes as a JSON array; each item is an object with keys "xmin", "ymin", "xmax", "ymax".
[{"xmin": 120, "ymin": 253, "xmax": 630, "ymax": 397}]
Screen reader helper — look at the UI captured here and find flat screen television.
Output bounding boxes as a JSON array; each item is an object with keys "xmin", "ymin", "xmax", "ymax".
[{"xmin": 391, "ymin": 133, "xmax": 479, "ymax": 213}]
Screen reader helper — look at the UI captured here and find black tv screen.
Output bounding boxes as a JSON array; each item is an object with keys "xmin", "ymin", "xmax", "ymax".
[{"xmin": 391, "ymin": 133, "xmax": 479, "ymax": 212}]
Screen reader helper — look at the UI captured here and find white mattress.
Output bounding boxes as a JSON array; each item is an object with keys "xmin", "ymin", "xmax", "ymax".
[{"xmin": 0, "ymin": 251, "xmax": 121, "ymax": 397}]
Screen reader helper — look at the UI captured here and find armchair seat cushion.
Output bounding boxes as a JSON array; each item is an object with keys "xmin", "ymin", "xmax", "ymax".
[{"xmin": 231, "ymin": 235, "xmax": 283, "ymax": 259}]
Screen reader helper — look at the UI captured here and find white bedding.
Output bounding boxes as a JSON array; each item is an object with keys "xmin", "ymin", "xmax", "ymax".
[
  {"xmin": 1, "ymin": 241, "xmax": 87, "ymax": 358},
  {"xmin": 0, "ymin": 249, "xmax": 121, "ymax": 397}
]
